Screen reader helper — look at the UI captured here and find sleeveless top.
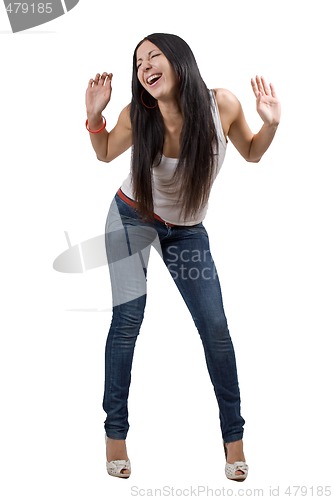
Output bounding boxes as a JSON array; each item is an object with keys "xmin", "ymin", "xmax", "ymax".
[{"xmin": 121, "ymin": 89, "xmax": 227, "ymax": 226}]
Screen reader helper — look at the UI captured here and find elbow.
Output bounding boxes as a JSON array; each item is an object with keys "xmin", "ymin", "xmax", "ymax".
[
  {"xmin": 246, "ymin": 138, "xmax": 262, "ymax": 163},
  {"xmin": 244, "ymin": 152, "xmax": 262, "ymax": 163},
  {"xmin": 96, "ymin": 153, "xmax": 112, "ymax": 163},
  {"xmin": 247, "ymin": 156, "xmax": 262, "ymax": 163},
  {"xmin": 96, "ymin": 143, "xmax": 111, "ymax": 162}
]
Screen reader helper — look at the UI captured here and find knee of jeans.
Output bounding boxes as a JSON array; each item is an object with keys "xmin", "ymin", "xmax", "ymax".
[
  {"xmin": 112, "ymin": 295, "xmax": 147, "ymax": 330},
  {"xmin": 196, "ymin": 312, "xmax": 230, "ymax": 339}
]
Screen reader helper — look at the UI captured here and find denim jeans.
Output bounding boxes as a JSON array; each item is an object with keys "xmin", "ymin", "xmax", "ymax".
[{"xmin": 103, "ymin": 192, "xmax": 245, "ymax": 443}]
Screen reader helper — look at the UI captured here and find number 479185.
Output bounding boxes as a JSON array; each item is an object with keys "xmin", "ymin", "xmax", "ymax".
[{"xmin": 6, "ymin": 3, "xmax": 53, "ymax": 14}]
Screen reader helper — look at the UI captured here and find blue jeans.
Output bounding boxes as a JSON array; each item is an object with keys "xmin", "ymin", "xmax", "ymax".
[{"xmin": 103, "ymin": 192, "xmax": 245, "ymax": 443}]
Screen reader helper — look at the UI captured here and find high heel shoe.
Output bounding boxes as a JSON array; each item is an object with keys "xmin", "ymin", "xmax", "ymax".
[
  {"xmin": 223, "ymin": 441, "xmax": 248, "ymax": 481},
  {"xmin": 105, "ymin": 435, "xmax": 131, "ymax": 478}
]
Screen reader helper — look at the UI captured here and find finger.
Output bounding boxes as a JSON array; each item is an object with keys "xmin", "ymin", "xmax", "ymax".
[
  {"xmin": 90, "ymin": 73, "xmax": 100, "ymax": 86},
  {"xmin": 260, "ymin": 76, "xmax": 271, "ymax": 95},
  {"xmin": 99, "ymin": 72, "xmax": 109, "ymax": 85},
  {"xmin": 255, "ymin": 75, "xmax": 264, "ymax": 93},
  {"xmin": 251, "ymin": 78, "xmax": 259, "ymax": 98},
  {"xmin": 98, "ymin": 72, "xmax": 106, "ymax": 85},
  {"xmin": 107, "ymin": 74, "xmax": 113, "ymax": 90},
  {"xmin": 270, "ymin": 82, "xmax": 277, "ymax": 98}
]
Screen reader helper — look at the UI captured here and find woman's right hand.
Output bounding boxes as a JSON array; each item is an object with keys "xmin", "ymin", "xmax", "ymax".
[{"xmin": 85, "ymin": 72, "xmax": 113, "ymax": 118}]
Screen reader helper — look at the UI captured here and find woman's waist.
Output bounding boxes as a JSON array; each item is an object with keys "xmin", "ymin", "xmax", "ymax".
[{"xmin": 117, "ymin": 187, "xmax": 206, "ymax": 227}]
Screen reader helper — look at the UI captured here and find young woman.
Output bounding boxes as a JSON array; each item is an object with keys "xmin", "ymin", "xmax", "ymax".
[{"xmin": 85, "ymin": 33, "xmax": 281, "ymax": 481}]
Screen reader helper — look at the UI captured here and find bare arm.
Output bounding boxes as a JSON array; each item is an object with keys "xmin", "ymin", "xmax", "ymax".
[
  {"xmin": 215, "ymin": 76, "xmax": 281, "ymax": 162},
  {"xmin": 85, "ymin": 72, "xmax": 132, "ymax": 162}
]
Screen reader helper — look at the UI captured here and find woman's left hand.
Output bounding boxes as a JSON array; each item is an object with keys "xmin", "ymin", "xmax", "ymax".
[{"xmin": 251, "ymin": 75, "xmax": 281, "ymax": 126}]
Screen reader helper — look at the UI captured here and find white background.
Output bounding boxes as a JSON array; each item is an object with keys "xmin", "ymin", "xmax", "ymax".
[{"xmin": 1, "ymin": 0, "xmax": 332, "ymax": 498}]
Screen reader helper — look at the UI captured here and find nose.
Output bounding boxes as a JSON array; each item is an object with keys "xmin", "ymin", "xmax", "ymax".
[{"xmin": 140, "ymin": 59, "xmax": 152, "ymax": 72}]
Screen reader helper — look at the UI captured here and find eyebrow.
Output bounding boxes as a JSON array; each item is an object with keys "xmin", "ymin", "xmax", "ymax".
[{"xmin": 136, "ymin": 49, "xmax": 158, "ymax": 63}]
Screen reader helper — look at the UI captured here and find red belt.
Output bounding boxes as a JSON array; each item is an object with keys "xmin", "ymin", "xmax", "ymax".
[{"xmin": 116, "ymin": 188, "xmax": 176, "ymax": 227}]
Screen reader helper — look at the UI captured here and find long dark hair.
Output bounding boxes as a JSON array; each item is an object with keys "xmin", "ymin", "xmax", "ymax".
[{"xmin": 130, "ymin": 33, "xmax": 218, "ymax": 220}]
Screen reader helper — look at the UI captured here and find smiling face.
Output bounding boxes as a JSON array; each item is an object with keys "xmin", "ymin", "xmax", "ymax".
[{"xmin": 136, "ymin": 39, "xmax": 179, "ymax": 101}]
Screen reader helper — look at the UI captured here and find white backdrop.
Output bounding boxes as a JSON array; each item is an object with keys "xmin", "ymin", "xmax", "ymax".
[{"xmin": 1, "ymin": 0, "xmax": 332, "ymax": 498}]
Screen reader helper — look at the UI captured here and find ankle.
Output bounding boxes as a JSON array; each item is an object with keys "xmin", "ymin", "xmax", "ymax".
[
  {"xmin": 106, "ymin": 437, "xmax": 129, "ymax": 462},
  {"xmin": 224, "ymin": 440, "xmax": 245, "ymax": 462}
]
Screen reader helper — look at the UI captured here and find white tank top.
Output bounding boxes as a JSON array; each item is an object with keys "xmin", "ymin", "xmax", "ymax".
[{"xmin": 121, "ymin": 89, "xmax": 227, "ymax": 225}]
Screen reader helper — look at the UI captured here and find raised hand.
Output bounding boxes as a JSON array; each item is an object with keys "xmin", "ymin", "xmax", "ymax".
[
  {"xmin": 251, "ymin": 75, "xmax": 281, "ymax": 126},
  {"xmin": 86, "ymin": 72, "xmax": 113, "ymax": 118}
]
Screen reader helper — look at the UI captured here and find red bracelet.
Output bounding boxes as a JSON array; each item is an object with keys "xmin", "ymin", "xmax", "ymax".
[{"xmin": 86, "ymin": 115, "xmax": 106, "ymax": 133}]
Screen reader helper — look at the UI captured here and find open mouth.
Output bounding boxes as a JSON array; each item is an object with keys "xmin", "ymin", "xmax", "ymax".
[{"xmin": 146, "ymin": 73, "xmax": 162, "ymax": 86}]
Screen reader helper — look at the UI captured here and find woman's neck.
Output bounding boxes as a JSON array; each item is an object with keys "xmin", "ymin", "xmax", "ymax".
[{"xmin": 158, "ymin": 99, "xmax": 183, "ymax": 131}]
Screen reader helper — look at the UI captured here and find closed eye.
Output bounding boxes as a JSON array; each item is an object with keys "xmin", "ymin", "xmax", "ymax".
[{"xmin": 136, "ymin": 52, "xmax": 161, "ymax": 69}]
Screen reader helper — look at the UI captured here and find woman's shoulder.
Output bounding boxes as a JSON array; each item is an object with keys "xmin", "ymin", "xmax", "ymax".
[
  {"xmin": 212, "ymin": 88, "xmax": 240, "ymax": 108},
  {"xmin": 212, "ymin": 88, "xmax": 242, "ymax": 122}
]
